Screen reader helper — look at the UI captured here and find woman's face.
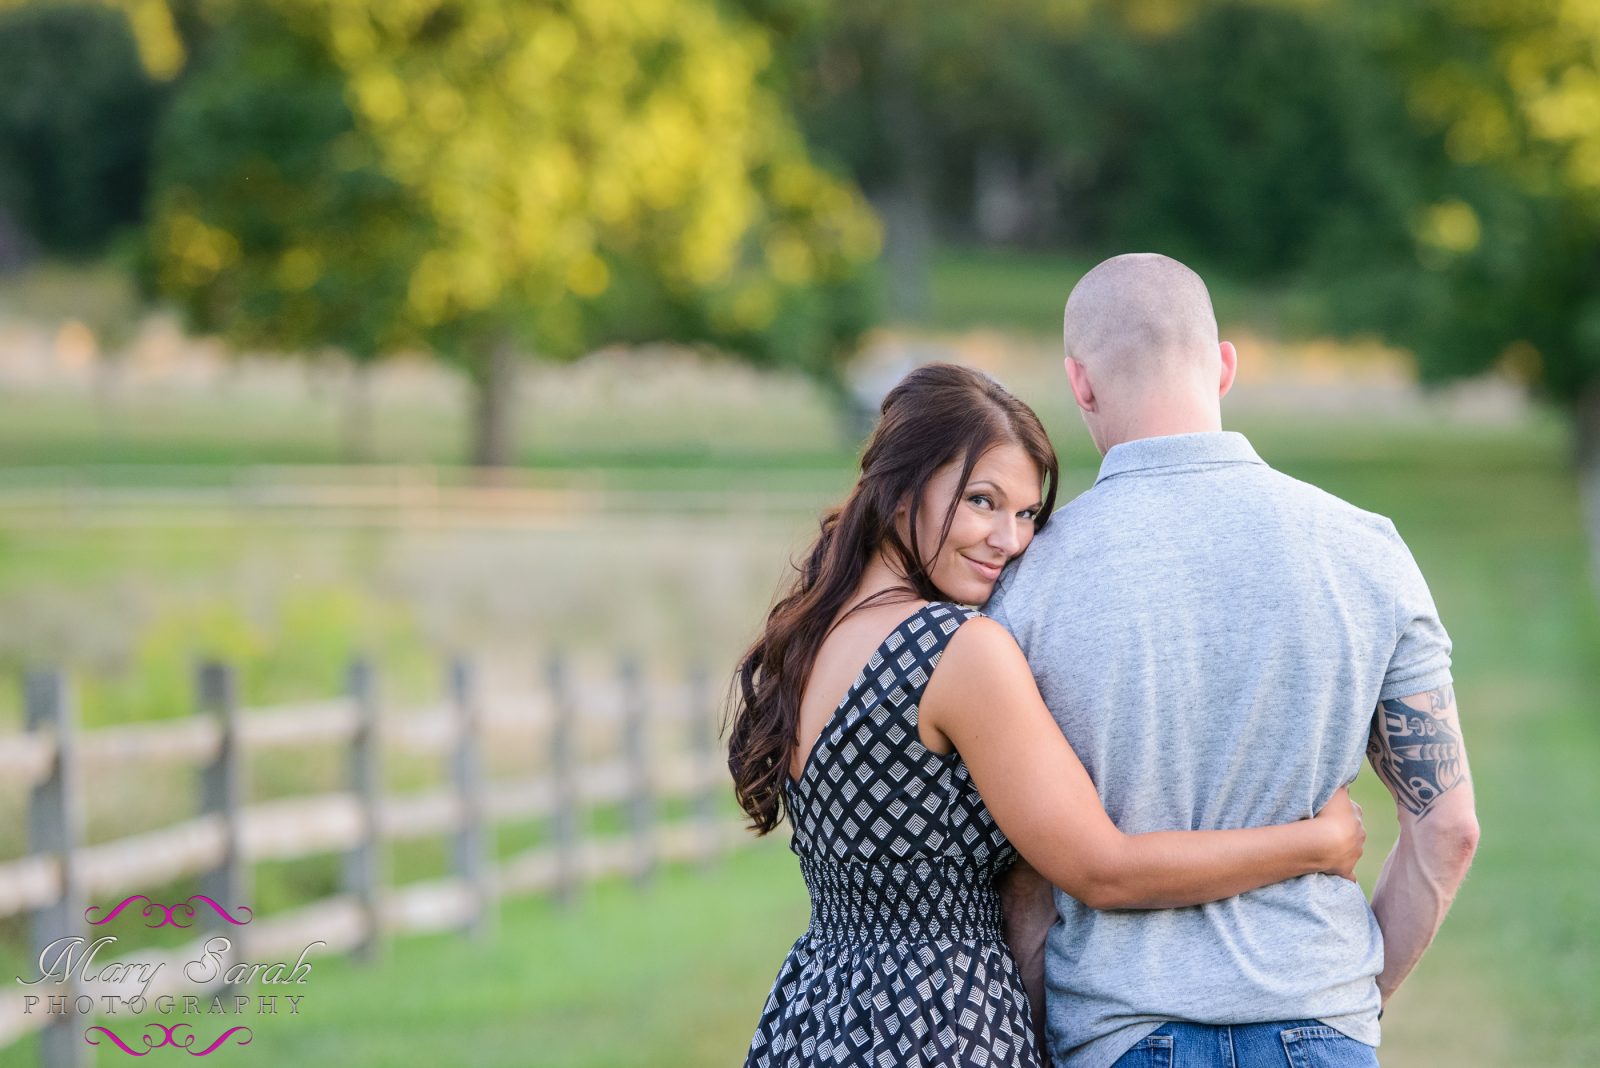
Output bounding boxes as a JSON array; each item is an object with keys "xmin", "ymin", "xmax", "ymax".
[{"xmin": 903, "ymin": 442, "xmax": 1044, "ymax": 606}]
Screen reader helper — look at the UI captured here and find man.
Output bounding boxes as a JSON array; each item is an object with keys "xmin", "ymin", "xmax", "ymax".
[{"xmin": 985, "ymin": 253, "xmax": 1481, "ymax": 1068}]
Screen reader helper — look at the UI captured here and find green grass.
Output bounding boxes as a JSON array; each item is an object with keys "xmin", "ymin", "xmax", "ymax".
[
  {"xmin": 0, "ymin": 247, "xmax": 1342, "ymax": 476},
  {"xmin": 0, "ymin": 365, "xmax": 851, "ymax": 472},
  {"xmin": 0, "ymin": 419, "xmax": 1592, "ymax": 1066},
  {"xmin": 0, "ymin": 256, "xmax": 1595, "ymax": 1064},
  {"xmin": 1272, "ymin": 423, "xmax": 1600, "ymax": 1066},
  {"xmin": 0, "ymin": 842, "xmax": 812, "ymax": 1068},
  {"xmin": 919, "ymin": 245, "xmax": 1327, "ymax": 337}
]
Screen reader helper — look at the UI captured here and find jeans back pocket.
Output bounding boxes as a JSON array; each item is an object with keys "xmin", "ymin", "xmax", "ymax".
[
  {"xmin": 1280, "ymin": 1024, "xmax": 1379, "ymax": 1068},
  {"xmin": 1112, "ymin": 1031, "xmax": 1174, "ymax": 1068}
]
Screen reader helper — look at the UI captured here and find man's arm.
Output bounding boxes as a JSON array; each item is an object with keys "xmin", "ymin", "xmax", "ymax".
[
  {"xmin": 1366, "ymin": 682, "xmax": 1481, "ymax": 1005},
  {"xmin": 996, "ymin": 858, "xmax": 1054, "ymax": 1061}
]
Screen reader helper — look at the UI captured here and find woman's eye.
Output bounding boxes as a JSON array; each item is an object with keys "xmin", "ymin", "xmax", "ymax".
[
  {"xmin": 1018, "ymin": 508, "xmax": 1038, "ymax": 520},
  {"xmin": 968, "ymin": 494, "xmax": 993, "ymax": 509}
]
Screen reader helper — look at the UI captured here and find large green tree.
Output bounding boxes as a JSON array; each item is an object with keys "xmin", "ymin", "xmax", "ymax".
[
  {"xmin": 742, "ymin": 0, "xmax": 1092, "ymax": 318},
  {"xmin": 146, "ymin": 0, "xmax": 879, "ymax": 465},
  {"xmin": 1350, "ymin": 0, "xmax": 1600, "ymax": 586},
  {"xmin": 746, "ymin": 0, "xmax": 1429, "ymax": 315},
  {"xmin": 0, "ymin": 3, "xmax": 163, "ymax": 256}
]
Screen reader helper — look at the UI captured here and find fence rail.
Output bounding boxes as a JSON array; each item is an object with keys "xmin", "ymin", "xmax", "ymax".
[
  {"xmin": 0, "ymin": 464, "xmax": 852, "ymax": 527},
  {"xmin": 0, "ymin": 652, "xmax": 744, "ymax": 1065}
]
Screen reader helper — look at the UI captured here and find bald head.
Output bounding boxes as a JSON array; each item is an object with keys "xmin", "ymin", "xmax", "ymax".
[
  {"xmin": 1063, "ymin": 253, "xmax": 1219, "ymax": 387},
  {"xmin": 1060, "ymin": 253, "xmax": 1237, "ymax": 453}
]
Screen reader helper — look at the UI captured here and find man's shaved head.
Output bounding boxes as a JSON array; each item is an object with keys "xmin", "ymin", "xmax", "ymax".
[
  {"xmin": 1059, "ymin": 253, "xmax": 1237, "ymax": 454},
  {"xmin": 1063, "ymin": 253, "xmax": 1219, "ymax": 385}
]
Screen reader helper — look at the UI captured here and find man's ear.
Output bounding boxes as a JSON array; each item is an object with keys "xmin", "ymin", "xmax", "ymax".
[
  {"xmin": 1218, "ymin": 340, "xmax": 1238, "ymax": 399},
  {"xmin": 1065, "ymin": 356, "xmax": 1096, "ymax": 413}
]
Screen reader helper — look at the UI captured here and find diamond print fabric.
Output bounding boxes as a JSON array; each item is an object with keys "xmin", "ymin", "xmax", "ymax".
[{"xmin": 744, "ymin": 602, "xmax": 1041, "ymax": 1067}]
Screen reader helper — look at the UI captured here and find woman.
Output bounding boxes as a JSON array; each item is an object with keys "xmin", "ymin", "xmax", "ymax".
[{"xmin": 728, "ymin": 363, "xmax": 1364, "ymax": 1068}]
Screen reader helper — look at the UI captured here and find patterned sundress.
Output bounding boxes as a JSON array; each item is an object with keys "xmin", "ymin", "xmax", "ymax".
[{"xmin": 744, "ymin": 601, "xmax": 1041, "ymax": 1067}]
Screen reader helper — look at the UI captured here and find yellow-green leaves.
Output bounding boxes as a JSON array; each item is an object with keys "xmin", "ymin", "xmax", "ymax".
[
  {"xmin": 146, "ymin": 0, "xmax": 880, "ymax": 370},
  {"xmin": 290, "ymin": 0, "xmax": 874, "ymax": 330}
]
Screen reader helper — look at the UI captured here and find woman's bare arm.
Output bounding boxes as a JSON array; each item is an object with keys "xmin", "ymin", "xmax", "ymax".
[{"xmin": 920, "ymin": 617, "xmax": 1364, "ymax": 910}]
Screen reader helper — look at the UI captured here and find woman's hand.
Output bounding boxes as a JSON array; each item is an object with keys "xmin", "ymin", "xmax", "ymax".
[{"xmin": 1312, "ymin": 785, "xmax": 1366, "ymax": 882}]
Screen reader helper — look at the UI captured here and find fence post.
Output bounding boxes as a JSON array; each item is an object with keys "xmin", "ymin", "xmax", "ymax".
[
  {"xmin": 620, "ymin": 654, "xmax": 655, "ymax": 885},
  {"xmin": 196, "ymin": 659, "xmax": 249, "ymax": 1002},
  {"xmin": 546, "ymin": 652, "xmax": 580, "ymax": 904},
  {"xmin": 448, "ymin": 654, "xmax": 493, "ymax": 942},
  {"xmin": 342, "ymin": 655, "xmax": 385, "ymax": 964},
  {"xmin": 25, "ymin": 667, "xmax": 86, "ymax": 1068},
  {"xmin": 688, "ymin": 661, "xmax": 722, "ymax": 867}
]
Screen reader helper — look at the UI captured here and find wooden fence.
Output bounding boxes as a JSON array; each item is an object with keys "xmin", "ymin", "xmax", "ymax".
[
  {"xmin": 0, "ymin": 464, "xmax": 840, "ymax": 529},
  {"xmin": 0, "ymin": 653, "xmax": 745, "ymax": 1066}
]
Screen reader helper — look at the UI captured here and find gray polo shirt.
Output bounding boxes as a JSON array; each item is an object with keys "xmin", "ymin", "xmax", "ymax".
[{"xmin": 984, "ymin": 431, "xmax": 1453, "ymax": 1068}]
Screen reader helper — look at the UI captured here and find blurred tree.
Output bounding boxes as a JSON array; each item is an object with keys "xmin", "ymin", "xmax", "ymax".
[
  {"xmin": 745, "ymin": 1, "xmax": 1430, "ymax": 314},
  {"xmin": 145, "ymin": 0, "xmax": 880, "ymax": 466},
  {"xmin": 0, "ymin": 3, "xmax": 163, "ymax": 257},
  {"xmin": 740, "ymin": 0, "xmax": 1100, "ymax": 319},
  {"xmin": 1350, "ymin": 0, "xmax": 1600, "ymax": 586},
  {"xmin": 0, "ymin": 0, "xmax": 193, "ymax": 78},
  {"xmin": 143, "ymin": 7, "xmax": 429, "ymax": 460},
  {"xmin": 1082, "ymin": 4, "xmax": 1427, "ymax": 280}
]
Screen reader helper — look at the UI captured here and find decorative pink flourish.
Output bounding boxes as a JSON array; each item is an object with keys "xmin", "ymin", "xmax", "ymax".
[
  {"xmin": 190, "ymin": 1027, "xmax": 254, "ymax": 1055},
  {"xmin": 84, "ymin": 895, "xmax": 253, "ymax": 928},
  {"xmin": 84, "ymin": 1025, "xmax": 152, "ymax": 1055},
  {"xmin": 85, "ymin": 1023, "xmax": 253, "ymax": 1056},
  {"xmin": 183, "ymin": 894, "xmax": 254, "ymax": 926},
  {"xmin": 84, "ymin": 895, "xmax": 153, "ymax": 926}
]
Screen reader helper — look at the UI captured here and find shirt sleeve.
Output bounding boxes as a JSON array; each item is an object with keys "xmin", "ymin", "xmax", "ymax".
[{"xmin": 1379, "ymin": 521, "xmax": 1454, "ymax": 702}]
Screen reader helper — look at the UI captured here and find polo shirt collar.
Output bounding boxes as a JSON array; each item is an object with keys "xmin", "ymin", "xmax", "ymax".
[{"xmin": 1093, "ymin": 430, "xmax": 1264, "ymax": 487}]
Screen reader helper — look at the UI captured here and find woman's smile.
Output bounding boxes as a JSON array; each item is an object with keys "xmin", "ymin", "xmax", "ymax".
[{"xmin": 962, "ymin": 553, "xmax": 1004, "ymax": 583}]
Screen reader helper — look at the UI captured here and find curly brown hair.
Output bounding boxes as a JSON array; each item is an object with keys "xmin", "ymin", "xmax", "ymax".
[{"xmin": 725, "ymin": 362, "xmax": 1059, "ymax": 834}]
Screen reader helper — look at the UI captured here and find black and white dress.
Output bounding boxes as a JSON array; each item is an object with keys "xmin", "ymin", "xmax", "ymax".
[{"xmin": 744, "ymin": 601, "xmax": 1041, "ymax": 1068}]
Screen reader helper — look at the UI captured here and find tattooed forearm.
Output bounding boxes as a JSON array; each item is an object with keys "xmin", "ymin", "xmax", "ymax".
[{"xmin": 1367, "ymin": 684, "xmax": 1465, "ymax": 819}]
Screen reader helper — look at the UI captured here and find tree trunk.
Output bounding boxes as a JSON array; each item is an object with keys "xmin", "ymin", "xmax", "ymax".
[
  {"xmin": 1574, "ymin": 384, "xmax": 1600, "ymax": 599},
  {"xmin": 341, "ymin": 357, "xmax": 374, "ymax": 463},
  {"xmin": 975, "ymin": 143, "xmax": 1027, "ymax": 244},
  {"xmin": 469, "ymin": 336, "xmax": 520, "ymax": 469},
  {"xmin": 877, "ymin": 32, "xmax": 934, "ymax": 323}
]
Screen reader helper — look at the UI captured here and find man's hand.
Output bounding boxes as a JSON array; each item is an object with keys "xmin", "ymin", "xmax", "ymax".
[
  {"xmin": 997, "ymin": 858, "xmax": 1055, "ymax": 1061},
  {"xmin": 1366, "ymin": 683, "xmax": 1480, "ymax": 1004}
]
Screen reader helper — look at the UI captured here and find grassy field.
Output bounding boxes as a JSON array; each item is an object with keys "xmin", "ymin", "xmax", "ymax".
[
  {"xmin": 0, "ymin": 412, "xmax": 1592, "ymax": 1066},
  {"xmin": 0, "ymin": 257, "xmax": 1595, "ymax": 1064},
  {"xmin": 921, "ymin": 246, "xmax": 1328, "ymax": 339}
]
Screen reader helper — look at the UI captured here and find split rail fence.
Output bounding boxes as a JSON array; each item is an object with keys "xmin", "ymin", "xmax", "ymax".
[{"xmin": 0, "ymin": 652, "xmax": 745, "ymax": 1066}]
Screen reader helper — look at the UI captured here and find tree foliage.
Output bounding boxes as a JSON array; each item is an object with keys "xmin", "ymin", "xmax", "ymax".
[
  {"xmin": 747, "ymin": 0, "xmax": 1434, "ymax": 304},
  {"xmin": 141, "ymin": 0, "xmax": 880, "ymax": 463},
  {"xmin": 145, "ymin": 7, "xmax": 424, "ymax": 360},
  {"xmin": 146, "ymin": 0, "xmax": 879, "ymax": 366},
  {"xmin": 1355, "ymin": 0, "xmax": 1600, "ymax": 409},
  {"xmin": 0, "ymin": 3, "xmax": 163, "ymax": 255}
]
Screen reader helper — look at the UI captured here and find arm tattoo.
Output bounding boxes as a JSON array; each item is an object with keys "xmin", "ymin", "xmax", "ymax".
[{"xmin": 1367, "ymin": 684, "xmax": 1464, "ymax": 819}]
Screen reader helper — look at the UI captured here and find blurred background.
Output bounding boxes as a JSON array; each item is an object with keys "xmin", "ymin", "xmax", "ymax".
[{"xmin": 0, "ymin": 0, "xmax": 1595, "ymax": 1064}]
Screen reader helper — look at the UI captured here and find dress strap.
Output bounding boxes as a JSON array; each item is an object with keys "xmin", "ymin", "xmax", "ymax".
[
  {"xmin": 869, "ymin": 601, "xmax": 980, "ymax": 712},
  {"xmin": 787, "ymin": 600, "xmax": 981, "ymax": 802}
]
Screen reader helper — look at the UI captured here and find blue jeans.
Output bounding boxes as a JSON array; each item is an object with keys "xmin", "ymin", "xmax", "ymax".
[{"xmin": 1109, "ymin": 1020, "xmax": 1379, "ymax": 1068}]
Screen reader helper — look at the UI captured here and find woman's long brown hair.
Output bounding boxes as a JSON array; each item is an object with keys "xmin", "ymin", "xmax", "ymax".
[{"xmin": 726, "ymin": 362, "xmax": 1059, "ymax": 834}]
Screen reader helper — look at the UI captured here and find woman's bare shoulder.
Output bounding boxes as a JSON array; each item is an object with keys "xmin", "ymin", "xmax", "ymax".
[
  {"xmin": 949, "ymin": 612, "xmax": 1025, "ymax": 656},
  {"xmin": 933, "ymin": 614, "xmax": 1033, "ymax": 693}
]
